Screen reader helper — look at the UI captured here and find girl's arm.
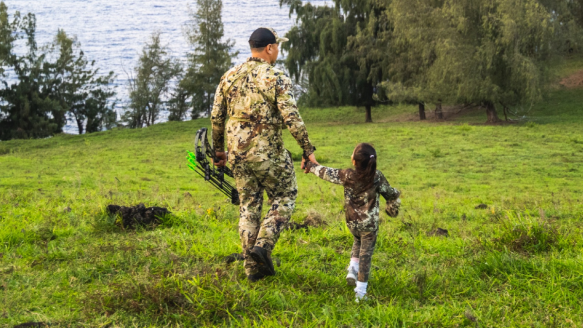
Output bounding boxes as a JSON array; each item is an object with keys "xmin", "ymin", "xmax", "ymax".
[
  {"xmin": 305, "ymin": 162, "xmax": 346, "ymax": 185},
  {"xmin": 377, "ymin": 171, "xmax": 400, "ymax": 201},
  {"xmin": 377, "ymin": 171, "xmax": 401, "ymax": 217}
]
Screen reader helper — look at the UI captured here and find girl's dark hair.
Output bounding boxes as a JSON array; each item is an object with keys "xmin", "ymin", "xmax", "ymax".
[{"xmin": 352, "ymin": 143, "xmax": 377, "ymax": 188}]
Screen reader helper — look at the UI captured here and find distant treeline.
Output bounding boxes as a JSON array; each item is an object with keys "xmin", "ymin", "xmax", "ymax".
[
  {"xmin": 280, "ymin": 0, "xmax": 583, "ymax": 123},
  {"xmin": 1, "ymin": 0, "xmax": 582, "ymax": 140}
]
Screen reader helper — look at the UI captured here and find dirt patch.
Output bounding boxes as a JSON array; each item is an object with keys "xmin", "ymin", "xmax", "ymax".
[
  {"xmin": 106, "ymin": 203, "xmax": 170, "ymax": 229},
  {"xmin": 475, "ymin": 204, "xmax": 488, "ymax": 209},
  {"xmin": 287, "ymin": 211, "xmax": 328, "ymax": 231},
  {"xmin": 560, "ymin": 69, "xmax": 583, "ymax": 88},
  {"xmin": 303, "ymin": 211, "xmax": 327, "ymax": 227}
]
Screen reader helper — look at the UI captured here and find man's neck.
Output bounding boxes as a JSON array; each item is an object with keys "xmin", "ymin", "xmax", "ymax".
[{"xmin": 251, "ymin": 52, "xmax": 272, "ymax": 65}]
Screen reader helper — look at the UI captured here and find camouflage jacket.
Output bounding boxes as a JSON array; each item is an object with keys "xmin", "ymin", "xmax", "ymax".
[
  {"xmin": 307, "ymin": 164, "xmax": 400, "ymax": 231},
  {"xmin": 211, "ymin": 57, "xmax": 314, "ymax": 164}
]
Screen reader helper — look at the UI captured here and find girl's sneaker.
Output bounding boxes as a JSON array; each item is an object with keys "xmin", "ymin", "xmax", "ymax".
[
  {"xmin": 355, "ymin": 292, "xmax": 368, "ymax": 303},
  {"xmin": 346, "ymin": 266, "xmax": 358, "ymax": 286}
]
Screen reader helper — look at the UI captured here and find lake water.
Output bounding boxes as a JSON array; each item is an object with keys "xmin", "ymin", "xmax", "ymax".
[{"xmin": 2, "ymin": 0, "xmax": 329, "ymax": 133}]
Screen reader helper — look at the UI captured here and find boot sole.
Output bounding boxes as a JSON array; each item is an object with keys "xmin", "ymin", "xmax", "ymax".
[
  {"xmin": 250, "ymin": 250, "xmax": 276, "ymax": 276},
  {"xmin": 346, "ymin": 277, "xmax": 356, "ymax": 286}
]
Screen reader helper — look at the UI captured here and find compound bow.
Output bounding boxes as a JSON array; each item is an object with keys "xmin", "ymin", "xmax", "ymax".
[{"xmin": 186, "ymin": 127, "xmax": 240, "ymax": 205}]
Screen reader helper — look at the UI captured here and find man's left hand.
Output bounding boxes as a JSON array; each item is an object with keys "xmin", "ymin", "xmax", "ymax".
[{"xmin": 301, "ymin": 153, "xmax": 319, "ymax": 173}]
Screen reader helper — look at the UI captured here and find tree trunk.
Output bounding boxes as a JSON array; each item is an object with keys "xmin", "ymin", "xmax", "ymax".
[
  {"xmin": 419, "ymin": 102, "xmax": 426, "ymax": 120},
  {"xmin": 365, "ymin": 104, "xmax": 372, "ymax": 123},
  {"xmin": 435, "ymin": 100, "xmax": 443, "ymax": 119},
  {"xmin": 501, "ymin": 103, "xmax": 509, "ymax": 122},
  {"xmin": 485, "ymin": 101, "xmax": 500, "ymax": 123},
  {"xmin": 76, "ymin": 117, "xmax": 84, "ymax": 135}
]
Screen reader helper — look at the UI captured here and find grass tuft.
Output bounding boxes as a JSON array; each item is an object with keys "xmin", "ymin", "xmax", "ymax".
[{"xmin": 491, "ymin": 212, "xmax": 562, "ymax": 254}]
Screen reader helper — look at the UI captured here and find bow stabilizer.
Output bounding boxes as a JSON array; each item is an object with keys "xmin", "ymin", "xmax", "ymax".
[{"xmin": 187, "ymin": 127, "xmax": 240, "ymax": 205}]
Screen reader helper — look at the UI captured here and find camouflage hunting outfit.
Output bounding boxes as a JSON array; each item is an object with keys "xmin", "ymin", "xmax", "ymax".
[
  {"xmin": 211, "ymin": 57, "xmax": 315, "ymax": 275},
  {"xmin": 306, "ymin": 163, "xmax": 400, "ymax": 282}
]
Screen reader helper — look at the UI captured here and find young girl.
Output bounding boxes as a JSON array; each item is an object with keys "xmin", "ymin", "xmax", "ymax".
[{"xmin": 303, "ymin": 143, "xmax": 401, "ymax": 301}]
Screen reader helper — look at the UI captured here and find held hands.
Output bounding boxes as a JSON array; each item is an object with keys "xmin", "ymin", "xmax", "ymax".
[
  {"xmin": 301, "ymin": 153, "xmax": 319, "ymax": 174},
  {"xmin": 214, "ymin": 151, "xmax": 227, "ymax": 167}
]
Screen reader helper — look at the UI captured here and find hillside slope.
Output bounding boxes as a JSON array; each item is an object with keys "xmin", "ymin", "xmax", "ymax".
[{"xmin": 1, "ymin": 85, "xmax": 583, "ymax": 326}]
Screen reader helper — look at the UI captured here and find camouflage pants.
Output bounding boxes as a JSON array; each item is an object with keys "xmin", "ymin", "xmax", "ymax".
[
  {"xmin": 232, "ymin": 152, "xmax": 297, "ymax": 275},
  {"xmin": 350, "ymin": 228, "xmax": 378, "ymax": 282}
]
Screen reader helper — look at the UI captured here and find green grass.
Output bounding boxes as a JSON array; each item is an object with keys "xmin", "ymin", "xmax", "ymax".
[{"xmin": 1, "ymin": 86, "xmax": 583, "ymax": 327}]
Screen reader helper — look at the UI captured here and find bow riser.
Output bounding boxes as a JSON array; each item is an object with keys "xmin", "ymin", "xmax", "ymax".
[{"xmin": 188, "ymin": 128, "xmax": 240, "ymax": 205}]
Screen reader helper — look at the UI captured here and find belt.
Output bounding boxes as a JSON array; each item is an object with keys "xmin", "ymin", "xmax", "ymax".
[{"xmin": 228, "ymin": 117, "xmax": 282, "ymax": 126}]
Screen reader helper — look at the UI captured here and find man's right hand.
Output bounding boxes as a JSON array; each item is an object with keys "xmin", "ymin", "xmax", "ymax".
[
  {"xmin": 301, "ymin": 153, "xmax": 319, "ymax": 173},
  {"xmin": 214, "ymin": 151, "xmax": 227, "ymax": 167}
]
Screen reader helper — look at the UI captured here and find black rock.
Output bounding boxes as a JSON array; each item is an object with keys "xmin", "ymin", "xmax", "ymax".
[
  {"xmin": 223, "ymin": 253, "xmax": 245, "ymax": 264},
  {"xmin": 428, "ymin": 228, "xmax": 449, "ymax": 237},
  {"xmin": 14, "ymin": 323, "xmax": 48, "ymax": 328}
]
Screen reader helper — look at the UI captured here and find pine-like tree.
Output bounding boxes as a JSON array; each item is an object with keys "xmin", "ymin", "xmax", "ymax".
[
  {"xmin": 50, "ymin": 30, "xmax": 117, "ymax": 134},
  {"xmin": 173, "ymin": 0, "xmax": 237, "ymax": 120},
  {"xmin": 0, "ymin": 6, "xmax": 65, "ymax": 140},
  {"xmin": 0, "ymin": 2, "xmax": 117, "ymax": 139},
  {"xmin": 123, "ymin": 32, "xmax": 181, "ymax": 128}
]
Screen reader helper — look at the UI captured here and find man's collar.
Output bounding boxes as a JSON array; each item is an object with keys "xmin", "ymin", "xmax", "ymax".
[{"xmin": 248, "ymin": 57, "xmax": 271, "ymax": 65}]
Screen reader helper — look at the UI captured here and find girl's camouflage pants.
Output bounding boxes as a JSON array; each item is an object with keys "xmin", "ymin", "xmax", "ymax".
[{"xmin": 349, "ymin": 228, "xmax": 378, "ymax": 282}]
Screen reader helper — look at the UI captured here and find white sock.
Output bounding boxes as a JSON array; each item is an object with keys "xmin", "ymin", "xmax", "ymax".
[{"xmin": 355, "ymin": 281, "xmax": 368, "ymax": 296}]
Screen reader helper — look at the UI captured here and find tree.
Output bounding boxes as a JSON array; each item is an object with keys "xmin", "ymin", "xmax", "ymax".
[
  {"xmin": 0, "ymin": 5, "xmax": 65, "ymax": 140},
  {"xmin": 0, "ymin": 1, "xmax": 16, "ymax": 77},
  {"xmin": 50, "ymin": 30, "xmax": 117, "ymax": 134},
  {"xmin": 174, "ymin": 0, "xmax": 238, "ymax": 120},
  {"xmin": 167, "ymin": 81, "xmax": 190, "ymax": 121},
  {"xmin": 537, "ymin": 0, "xmax": 583, "ymax": 53},
  {"xmin": 123, "ymin": 32, "xmax": 181, "ymax": 128},
  {"xmin": 383, "ymin": 0, "xmax": 564, "ymax": 123},
  {"xmin": 380, "ymin": 0, "xmax": 445, "ymax": 120},
  {"xmin": 281, "ymin": 0, "xmax": 391, "ymax": 123},
  {"xmin": 0, "ymin": 2, "xmax": 117, "ymax": 139},
  {"xmin": 430, "ymin": 0, "xmax": 558, "ymax": 123}
]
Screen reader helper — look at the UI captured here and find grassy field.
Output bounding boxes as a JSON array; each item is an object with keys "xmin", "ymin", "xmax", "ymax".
[{"xmin": 1, "ymin": 75, "xmax": 583, "ymax": 327}]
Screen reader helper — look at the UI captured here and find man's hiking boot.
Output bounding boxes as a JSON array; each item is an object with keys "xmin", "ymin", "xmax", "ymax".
[
  {"xmin": 346, "ymin": 265, "xmax": 358, "ymax": 286},
  {"xmin": 247, "ymin": 272, "xmax": 266, "ymax": 282},
  {"xmin": 249, "ymin": 246, "xmax": 276, "ymax": 276}
]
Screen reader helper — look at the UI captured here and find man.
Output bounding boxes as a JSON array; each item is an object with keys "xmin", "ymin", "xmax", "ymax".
[{"xmin": 211, "ymin": 27, "xmax": 318, "ymax": 282}]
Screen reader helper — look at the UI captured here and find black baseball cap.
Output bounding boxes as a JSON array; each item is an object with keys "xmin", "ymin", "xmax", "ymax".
[{"xmin": 249, "ymin": 27, "xmax": 289, "ymax": 48}]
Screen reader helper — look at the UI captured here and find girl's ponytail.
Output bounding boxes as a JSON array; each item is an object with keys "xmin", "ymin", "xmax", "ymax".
[{"xmin": 352, "ymin": 143, "xmax": 377, "ymax": 189}]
